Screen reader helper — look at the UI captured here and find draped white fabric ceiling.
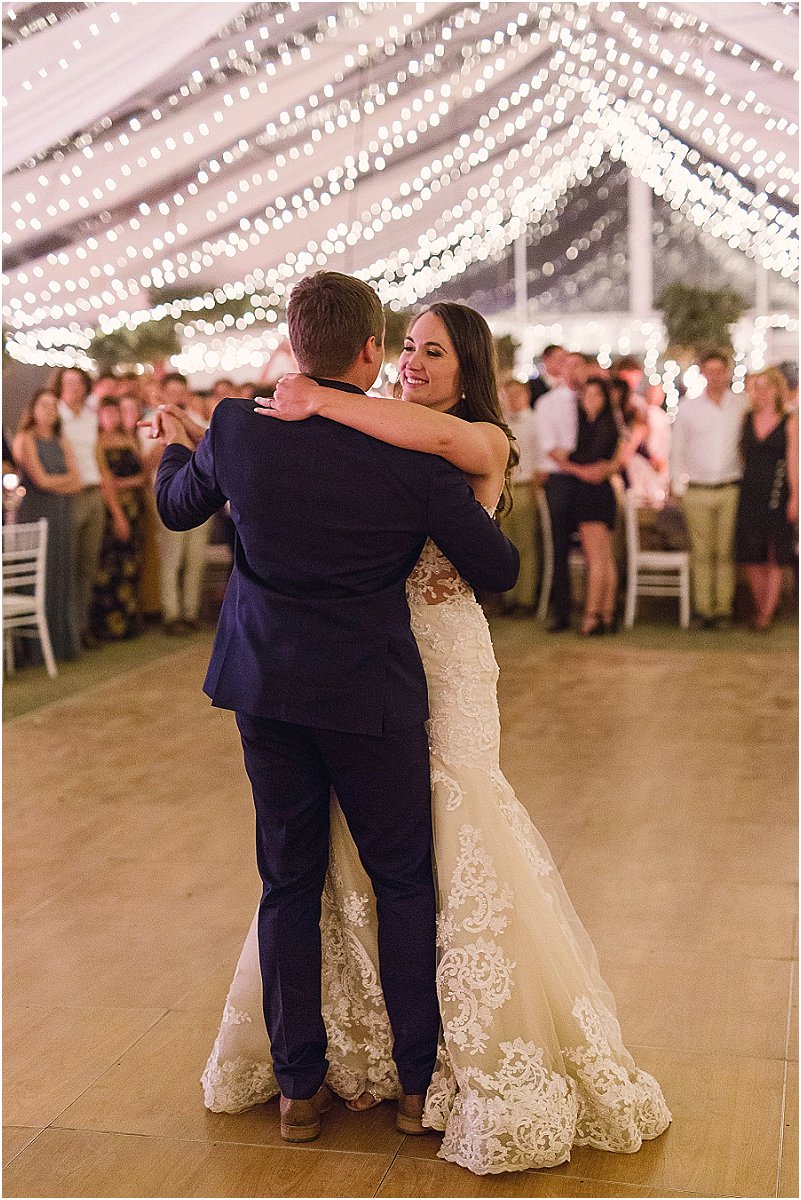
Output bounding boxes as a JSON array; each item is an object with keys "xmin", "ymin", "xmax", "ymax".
[{"xmin": 2, "ymin": 0, "xmax": 798, "ymax": 370}]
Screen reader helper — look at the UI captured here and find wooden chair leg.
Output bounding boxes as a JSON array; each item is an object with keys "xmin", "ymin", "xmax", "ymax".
[
  {"xmin": 679, "ymin": 568, "xmax": 690, "ymax": 629},
  {"xmin": 624, "ymin": 574, "xmax": 636, "ymax": 628}
]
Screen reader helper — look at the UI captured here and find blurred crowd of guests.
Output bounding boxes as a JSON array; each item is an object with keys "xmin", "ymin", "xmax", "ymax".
[
  {"xmin": 4, "ymin": 369, "xmax": 266, "ymax": 666},
  {"xmin": 3, "ymin": 345, "xmax": 798, "ymax": 673},
  {"xmin": 498, "ymin": 346, "xmax": 798, "ymax": 635}
]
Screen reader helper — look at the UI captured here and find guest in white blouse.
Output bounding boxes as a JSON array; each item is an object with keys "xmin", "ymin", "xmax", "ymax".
[{"xmin": 670, "ymin": 353, "xmax": 749, "ymax": 627}]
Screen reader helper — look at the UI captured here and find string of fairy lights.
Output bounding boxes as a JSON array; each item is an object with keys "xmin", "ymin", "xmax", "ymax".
[
  {"xmin": 2, "ymin": 0, "xmax": 798, "ymax": 379},
  {"xmin": 5, "ymin": 2, "xmax": 548, "ymax": 321}
]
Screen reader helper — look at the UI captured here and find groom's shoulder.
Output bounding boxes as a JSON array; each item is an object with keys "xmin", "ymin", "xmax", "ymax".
[{"xmin": 210, "ymin": 396, "xmax": 256, "ymax": 427}]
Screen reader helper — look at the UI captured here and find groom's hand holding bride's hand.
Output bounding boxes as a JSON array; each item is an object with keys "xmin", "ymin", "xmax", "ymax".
[
  {"xmin": 138, "ymin": 405, "xmax": 203, "ymax": 450},
  {"xmin": 254, "ymin": 374, "xmax": 321, "ymax": 421}
]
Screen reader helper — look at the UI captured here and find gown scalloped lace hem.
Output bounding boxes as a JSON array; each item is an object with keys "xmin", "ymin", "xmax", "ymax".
[{"xmin": 201, "ymin": 540, "xmax": 672, "ymax": 1174}]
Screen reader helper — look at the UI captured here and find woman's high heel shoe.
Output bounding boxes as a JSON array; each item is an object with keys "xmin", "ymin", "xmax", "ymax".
[{"xmin": 580, "ymin": 613, "xmax": 605, "ymax": 637}]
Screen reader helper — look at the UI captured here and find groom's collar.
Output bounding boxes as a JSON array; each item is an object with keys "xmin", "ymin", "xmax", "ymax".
[{"xmin": 311, "ymin": 377, "xmax": 366, "ymax": 395}]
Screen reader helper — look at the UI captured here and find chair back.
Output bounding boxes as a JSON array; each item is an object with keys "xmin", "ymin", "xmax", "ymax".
[
  {"xmin": 3, "ymin": 519, "xmax": 48, "ymax": 597},
  {"xmin": 624, "ymin": 490, "xmax": 640, "ymax": 566}
]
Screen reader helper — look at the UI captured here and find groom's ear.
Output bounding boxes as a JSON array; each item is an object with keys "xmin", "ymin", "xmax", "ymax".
[{"xmin": 361, "ymin": 335, "xmax": 383, "ymax": 366}]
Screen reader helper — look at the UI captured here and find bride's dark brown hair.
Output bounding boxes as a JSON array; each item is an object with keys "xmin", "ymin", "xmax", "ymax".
[{"xmin": 411, "ymin": 302, "xmax": 519, "ymax": 515}]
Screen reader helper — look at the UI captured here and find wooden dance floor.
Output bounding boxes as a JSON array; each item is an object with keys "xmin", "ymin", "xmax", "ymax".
[{"xmin": 3, "ymin": 621, "xmax": 797, "ymax": 1198}]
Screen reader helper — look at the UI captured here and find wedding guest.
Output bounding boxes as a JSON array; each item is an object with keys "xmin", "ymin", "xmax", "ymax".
[
  {"xmin": 533, "ymin": 351, "xmax": 590, "ymax": 630},
  {"xmin": 141, "ymin": 379, "xmax": 164, "ymax": 421},
  {"xmin": 552, "ymin": 377, "xmax": 623, "ymax": 635},
  {"xmin": 89, "ymin": 398, "xmax": 146, "ymax": 641},
  {"xmin": 735, "ymin": 367, "xmax": 799, "ymax": 630},
  {"xmin": 670, "ymin": 352, "xmax": 749, "ymax": 628},
  {"xmin": 611, "ymin": 356, "xmax": 645, "ymax": 406},
  {"xmin": 88, "ymin": 373, "xmax": 120, "ymax": 411},
  {"xmin": 207, "ymin": 378, "xmax": 236, "ymax": 416},
  {"xmin": 119, "ymin": 392, "xmax": 144, "ymax": 438},
  {"xmin": 611, "ymin": 375, "xmax": 655, "ymax": 500},
  {"xmin": 12, "ymin": 390, "xmax": 82, "ymax": 661},
  {"xmin": 52, "ymin": 366, "xmax": 130, "ymax": 648},
  {"xmin": 498, "ymin": 378, "xmax": 540, "ymax": 613},
  {"xmin": 645, "ymin": 385, "xmax": 672, "ymax": 476},
  {"xmin": 528, "ymin": 344, "xmax": 566, "ymax": 406},
  {"xmin": 151, "ymin": 373, "xmax": 211, "ymax": 634},
  {"xmin": 120, "ymin": 391, "xmax": 162, "ymax": 622}
]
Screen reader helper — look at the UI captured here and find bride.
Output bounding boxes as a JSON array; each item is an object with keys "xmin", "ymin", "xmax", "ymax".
[{"xmin": 201, "ymin": 302, "xmax": 671, "ymax": 1176}]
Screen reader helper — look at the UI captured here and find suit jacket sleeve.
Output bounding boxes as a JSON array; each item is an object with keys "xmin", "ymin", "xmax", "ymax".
[
  {"xmin": 155, "ymin": 427, "xmax": 227, "ymax": 531},
  {"xmin": 425, "ymin": 458, "xmax": 519, "ymax": 593}
]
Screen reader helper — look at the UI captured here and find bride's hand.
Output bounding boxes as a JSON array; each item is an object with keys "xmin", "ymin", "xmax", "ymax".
[{"xmin": 254, "ymin": 374, "xmax": 321, "ymax": 421}]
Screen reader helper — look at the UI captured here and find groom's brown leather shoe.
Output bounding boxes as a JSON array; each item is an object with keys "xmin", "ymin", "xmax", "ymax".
[
  {"xmin": 279, "ymin": 1083, "xmax": 332, "ymax": 1142},
  {"xmin": 396, "ymin": 1091, "xmax": 426, "ymax": 1135}
]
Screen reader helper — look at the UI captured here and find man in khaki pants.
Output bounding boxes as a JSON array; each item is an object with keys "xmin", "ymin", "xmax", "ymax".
[
  {"xmin": 670, "ymin": 353, "xmax": 748, "ymax": 628},
  {"xmin": 149, "ymin": 373, "xmax": 211, "ymax": 634}
]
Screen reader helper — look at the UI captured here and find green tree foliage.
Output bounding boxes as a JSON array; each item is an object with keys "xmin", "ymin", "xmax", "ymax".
[
  {"xmin": 656, "ymin": 284, "xmax": 746, "ymax": 357},
  {"xmin": 494, "ymin": 333, "xmax": 520, "ymax": 374}
]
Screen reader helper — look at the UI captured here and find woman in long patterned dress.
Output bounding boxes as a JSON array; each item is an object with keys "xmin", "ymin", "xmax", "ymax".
[
  {"xmin": 89, "ymin": 397, "xmax": 146, "ymax": 640},
  {"xmin": 12, "ymin": 389, "xmax": 82, "ymax": 661},
  {"xmin": 202, "ymin": 304, "xmax": 671, "ymax": 1175}
]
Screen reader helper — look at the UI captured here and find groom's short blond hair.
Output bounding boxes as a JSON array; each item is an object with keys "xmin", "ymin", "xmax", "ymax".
[{"xmin": 287, "ymin": 273, "xmax": 385, "ymax": 376}]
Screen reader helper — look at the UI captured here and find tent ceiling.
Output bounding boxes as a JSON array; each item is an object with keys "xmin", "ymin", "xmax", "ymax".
[{"xmin": 2, "ymin": 1, "xmax": 798, "ymax": 368}]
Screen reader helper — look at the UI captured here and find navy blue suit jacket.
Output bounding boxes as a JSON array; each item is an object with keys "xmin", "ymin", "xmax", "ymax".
[{"xmin": 156, "ymin": 391, "xmax": 519, "ymax": 736}]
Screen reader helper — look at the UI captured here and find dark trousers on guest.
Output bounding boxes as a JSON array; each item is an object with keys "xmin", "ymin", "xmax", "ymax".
[
  {"xmin": 544, "ymin": 473, "xmax": 577, "ymax": 624},
  {"xmin": 235, "ymin": 712, "xmax": 440, "ymax": 1100}
]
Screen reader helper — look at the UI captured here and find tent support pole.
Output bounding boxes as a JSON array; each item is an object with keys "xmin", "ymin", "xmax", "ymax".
[
  {"xmin": 514, "ymin": 225, "xmax": 528, "ymax": 331},
  {"xmin": 628, "ymin": 171, "xmax": 654, "ymax": 320}
]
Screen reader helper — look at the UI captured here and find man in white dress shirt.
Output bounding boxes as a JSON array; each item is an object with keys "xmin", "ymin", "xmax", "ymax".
[
  {"xmin": 670, "ymin": 353, "xmax": 748, "ymax": 627},
  {"xmin": 150, "ymin": 373, "xmax": 211, "ymax": 634},
  {"xmin": 533, "ymin": 353, "xmax": 591, "ymax": 630},
  {"xmin": 528, "ymin": 344, "xmax": 567, "ymax": 407}
]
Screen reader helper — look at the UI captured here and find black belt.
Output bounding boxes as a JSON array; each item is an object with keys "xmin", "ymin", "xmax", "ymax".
[{"xmin": 686, "ymin": 480, "xmax": 740, "ymax": 490}]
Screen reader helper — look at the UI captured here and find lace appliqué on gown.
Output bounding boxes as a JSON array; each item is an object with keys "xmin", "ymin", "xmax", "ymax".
[{"xmin": 202, "ymin": 536, "xmax": 671, "ymax": 1172}]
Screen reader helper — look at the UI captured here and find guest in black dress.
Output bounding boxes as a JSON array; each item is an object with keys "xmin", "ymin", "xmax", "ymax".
[
  {"xmin": 735, "ymin": 367, "xmax": 799, "ymax": 630},
  {"xmin": 12, "ymin": 390, "xmax": 83, "ymax": 660},
  {"xmin": 552, "ymin": 376, "xmax": 623, "ymax": 635},
  {"xmin": 89, "ymin": 398, "xmax": 147, "ymax": 640}
]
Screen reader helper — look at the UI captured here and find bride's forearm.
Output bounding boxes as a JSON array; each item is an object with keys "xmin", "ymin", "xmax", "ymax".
[{"xmin": 315, "ymin": 388, "xmax": 498, "ymax": 476}]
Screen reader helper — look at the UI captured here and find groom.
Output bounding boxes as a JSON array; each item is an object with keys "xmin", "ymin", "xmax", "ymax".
[{"xmin": 154, "ymin": 272, "xmax": 519, "ymax": 1140}]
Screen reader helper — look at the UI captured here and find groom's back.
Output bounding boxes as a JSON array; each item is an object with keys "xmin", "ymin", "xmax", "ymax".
[
  {"xmin": 216, "ymin": 398, "xmax": 430, "ymax": 597},
  {"xmin": 203, "ymin": 397, "xmax": 434, "ymax": 735}
]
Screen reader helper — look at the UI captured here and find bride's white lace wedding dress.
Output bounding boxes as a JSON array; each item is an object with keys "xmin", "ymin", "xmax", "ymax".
[{"xmin": 201, "ymin": 532, "xmax": 672, "ymax": 1175}]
